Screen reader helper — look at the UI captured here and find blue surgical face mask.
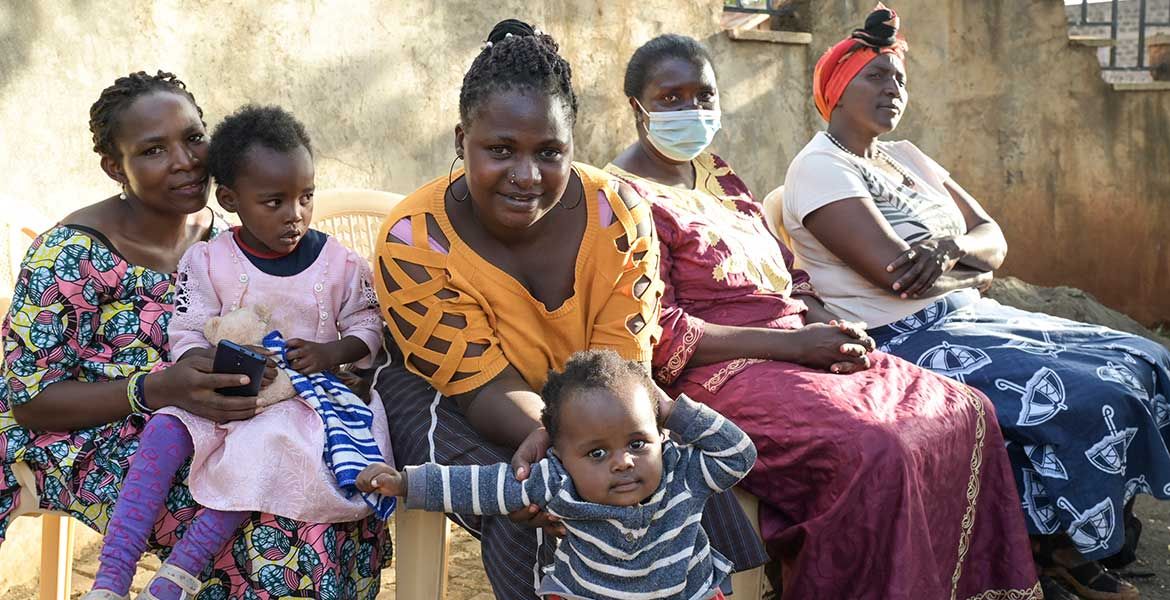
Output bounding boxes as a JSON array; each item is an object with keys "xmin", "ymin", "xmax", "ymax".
[{"xmin": 635, "ymin": 99, "xmax": 722, "ymax": 163}]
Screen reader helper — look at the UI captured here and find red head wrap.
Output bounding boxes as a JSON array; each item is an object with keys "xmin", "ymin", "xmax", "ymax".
[{"xmin": 813, "ymin": 3, "xmax": 908, "ymax": 122}]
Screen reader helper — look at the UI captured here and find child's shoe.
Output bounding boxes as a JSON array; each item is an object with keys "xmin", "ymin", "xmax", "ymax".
[{"xmin": 136, "ymin": 563, "xmax": 201, "ymax": 600}]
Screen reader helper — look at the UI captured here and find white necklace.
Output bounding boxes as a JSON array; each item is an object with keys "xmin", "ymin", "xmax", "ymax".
[{"xmin": 824, "ymin": 131, "xmax": 916, "ymax": 188}]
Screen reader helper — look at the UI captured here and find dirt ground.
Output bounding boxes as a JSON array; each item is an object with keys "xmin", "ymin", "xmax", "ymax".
[{"xmin": 8, "ymin": 496, "xmax": 1170, "ymax": 599}]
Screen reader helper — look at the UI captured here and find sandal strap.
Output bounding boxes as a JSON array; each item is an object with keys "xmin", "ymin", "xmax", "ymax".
[
  {"xmin": 82, "ymin": 591, "xmax": 130, "ymax": 600},
  {"xmin": 158, "ymin": 563, "xmax": 202, "ymax": 594}
]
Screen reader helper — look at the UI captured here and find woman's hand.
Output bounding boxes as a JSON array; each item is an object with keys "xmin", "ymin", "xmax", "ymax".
[
  {"xmin": 147, "ymin": 355, "xmax": 259, "ymax": 423},
  {"xmin": 355, "ymin": 463, "xmax": 405, "ymax": 497},
  {"xmin": 508, "ymin": 427, "xmax": 565, "ymax": 537},
  {"xmin": 788, "ymin": 323, "xmax": 873, "ymax": 374},
  {"xmin": 886, "ymin": 237, "xmax": 965, "ymax": 299},
  {"xmin": 827, "ymin": 320, "xmax": 876, "ymax": 374}
]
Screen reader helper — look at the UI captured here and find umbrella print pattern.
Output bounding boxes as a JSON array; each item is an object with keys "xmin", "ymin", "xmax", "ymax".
[
  {"xmin": 996, "ymin": 367, "xmax": 1068, "ymax": 427},
  {"xmin": 1057, "ymin": 496, "xmax": 1115, "ymax": 555},
  {"xmin": 915, "ymin": 342, "xmax": 992, "ymax": 384},
  {"xmin": 1084, "ymin": 405, "xmax": 1138, "ymax": 475},
  {"xmin": 1022, "ymin": 469, "xmax": 1061, "ymax": 534},
  {"xmin": 1023, "ymin": 443, "xmax": 1068, "ymax": 480}
]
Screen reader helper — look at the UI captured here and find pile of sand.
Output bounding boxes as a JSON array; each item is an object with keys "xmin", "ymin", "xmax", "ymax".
[{"xmin": 986, "ymin": 276, "xmax": 1169, "ymax": 349}]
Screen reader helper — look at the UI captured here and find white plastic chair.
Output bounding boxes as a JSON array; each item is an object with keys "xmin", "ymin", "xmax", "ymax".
[
  {"xmin": 312, "ymin": 188, "xmax": 454, "ymax": 599},
  {"xmin": 730, "ymin": 488, "xmax": 770, "ymax": 599},
  {"xmin": 761, "ymin": 185, "xmax": 796, "ymax": 254},
  {"xmin": 2, "ymin": 211, "xmax": 77, "ymax": 600},
  {"xmin": 312, "ymin": 188, "xmax": 404, "ymax": 262}
]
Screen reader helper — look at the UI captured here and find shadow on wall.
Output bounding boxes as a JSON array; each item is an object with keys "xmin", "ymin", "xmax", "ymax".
[
  {"xmin": 184, "ymin": 2, "xmax": 461, "ymax": 193},
  {"xmin": 0, "ymin": 3, "xmax": 41, "ymax": 98},
  {"xmin": 698, "ymin": 30, "xmax": 816, "ymax": 197}
]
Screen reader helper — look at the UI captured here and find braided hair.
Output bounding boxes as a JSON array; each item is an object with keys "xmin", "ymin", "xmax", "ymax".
[
  {"xmin": 88, "ymin": 70, "xmax": 204, "ymax": 158},
  {"xmin": 623, "ymin": 34, "xmax": 714, "ymax": 99},
  {"xmin": 459, "ymin": 19, "xmax": 578, "ymax": 126},
  {"xmin": 540, "ymin": 349, "xmax": 658, "ymax": 443}
]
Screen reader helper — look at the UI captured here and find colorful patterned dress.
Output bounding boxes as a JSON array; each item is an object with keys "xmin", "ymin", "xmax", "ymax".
[
  {"xmin": 0, "ymin": 223, "xmax": 390, "ymax": 599},
  {"xmin": 607, "ymin": 155, "xmax": 1040, "ymax": 600}
]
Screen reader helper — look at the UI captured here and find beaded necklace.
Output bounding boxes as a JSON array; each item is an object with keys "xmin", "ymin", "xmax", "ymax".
[{"xmin": 824, "ymin": 131, "xmax": 916, "ymax": 188}]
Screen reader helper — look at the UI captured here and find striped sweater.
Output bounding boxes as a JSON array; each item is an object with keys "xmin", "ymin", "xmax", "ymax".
[{"xmin": 405, "ymin": 395, "xmax": 757, "ymax": 600}]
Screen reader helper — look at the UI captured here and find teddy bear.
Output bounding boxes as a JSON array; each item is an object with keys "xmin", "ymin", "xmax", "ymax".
[{"xmin": 203, "ymin": 305, "xmax": 297, "ymax": 409}]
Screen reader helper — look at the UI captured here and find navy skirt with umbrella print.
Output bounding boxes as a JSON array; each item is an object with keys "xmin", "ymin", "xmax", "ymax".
[{"xmin": 870, "ymin": 289, "xmax": 1170, "ymax": 560}]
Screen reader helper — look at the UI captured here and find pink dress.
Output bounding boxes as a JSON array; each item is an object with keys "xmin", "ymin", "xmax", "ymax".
[{"xmin": 160, "ymin": 229, "xmax": 390, "ymax": 523}]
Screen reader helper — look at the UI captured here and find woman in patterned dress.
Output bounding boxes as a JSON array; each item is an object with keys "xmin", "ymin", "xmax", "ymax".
[
  {"xmin": 606, "ymin": 33, "xmax": 1039, "ymax": 600},
  {"xmin": 775, "ymin": 6, "xmax": 1170, "ymax": 599},
  {"xmin": 0, "ymin": 71, "xmax": 390, "ymax": 599}
]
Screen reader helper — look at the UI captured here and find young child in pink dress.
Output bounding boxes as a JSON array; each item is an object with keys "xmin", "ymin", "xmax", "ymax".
[{"xmin": 85, "ymin": 105, "xmax": 392, "ymax": 600}]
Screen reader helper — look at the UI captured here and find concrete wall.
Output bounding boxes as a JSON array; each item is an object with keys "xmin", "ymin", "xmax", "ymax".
[
  {"xmin": 0, "ymin": 0, "xmax": 808, "ymax": 229},
  {"xmin": 0, "ymin": 1, "xmax": 1165, "ymax": 320},
  {"xmin": 807, "ymin": 0, "xmax": 1170, "ymax": 324}
]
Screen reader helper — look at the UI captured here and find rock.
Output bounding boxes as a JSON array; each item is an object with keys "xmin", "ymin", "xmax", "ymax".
[{"xmin": 986, "ymin": 276, "xmax": 1169, "ymax": 349}]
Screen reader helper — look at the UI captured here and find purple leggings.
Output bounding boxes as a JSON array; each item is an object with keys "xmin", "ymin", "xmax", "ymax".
[{"xmin": 94, "ymin": 414, "xmax": 248, "ymax": 597}]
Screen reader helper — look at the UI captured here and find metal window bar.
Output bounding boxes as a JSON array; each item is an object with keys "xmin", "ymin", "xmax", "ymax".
[
  {"xmin": 1071, "ymin": 0, "xmax": 1170, "ymax": 70},
  {"xmin": 723, "ymin": 0, "xmax": 782, "ymax": 15},
  {"xmin": 722, "ymin": 0, "xmax": 800, "ymax": 30}
]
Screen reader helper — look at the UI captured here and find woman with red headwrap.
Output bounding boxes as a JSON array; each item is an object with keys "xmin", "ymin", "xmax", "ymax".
[
  {"xmin": 776, "ymin": 5, "xmax": 1170, "ymax": 599},
  {"xmin": 607, "ymin": 32, "xmax": 1040, "ymax": 599}
]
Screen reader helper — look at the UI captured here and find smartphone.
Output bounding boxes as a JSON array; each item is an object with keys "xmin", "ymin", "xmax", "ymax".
[{"xmin": 212, "ymin": 340, "xmax": 267, "ymax": 397}]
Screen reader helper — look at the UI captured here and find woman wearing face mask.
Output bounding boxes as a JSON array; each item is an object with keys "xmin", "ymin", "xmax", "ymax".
[
  {"xmin": 606, "ymin": 34, "xmax": 1040, "ymax": 599},
  {"xmin": 773, "ymin": 5, "xmax": 1170, "ymax": 598}
]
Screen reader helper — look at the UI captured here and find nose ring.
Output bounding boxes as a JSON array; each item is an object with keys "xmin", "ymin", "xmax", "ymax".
[{"xmin": 509, "ymin": 172, "xmax": 516, "ymax": 185}]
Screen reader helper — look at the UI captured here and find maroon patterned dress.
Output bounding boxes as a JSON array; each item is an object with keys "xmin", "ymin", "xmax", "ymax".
[{"xmin": 607, "ymin": 155, "xmax": 1039, "ymax": 600}]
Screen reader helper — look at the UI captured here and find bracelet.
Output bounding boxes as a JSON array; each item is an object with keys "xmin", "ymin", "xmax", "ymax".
[{"xmin": 126, "ymin": 371, "xmax": 151, "ymax": 414}]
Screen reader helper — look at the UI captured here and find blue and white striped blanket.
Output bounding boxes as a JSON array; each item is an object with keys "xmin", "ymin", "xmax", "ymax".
[{"xmin": 263, "ymin": 331, "xmax": 396, "ymax": 519}]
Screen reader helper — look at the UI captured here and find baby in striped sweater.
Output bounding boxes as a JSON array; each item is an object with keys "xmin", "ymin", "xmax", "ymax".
[{"xmin": 358, "ymin": 349, "xmax": 757, "ymax": 600}]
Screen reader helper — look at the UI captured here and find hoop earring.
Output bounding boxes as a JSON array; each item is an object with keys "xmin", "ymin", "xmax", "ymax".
[
  {"xmin": 562, "ymin": 172, "xmax": 583, "ymax": 210},
  {"xmin": 447, "ymin": 154, "xmax": 470, "ymax": 203}
]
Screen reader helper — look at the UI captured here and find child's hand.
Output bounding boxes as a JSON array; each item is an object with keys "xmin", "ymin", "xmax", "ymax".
[
  {"xmin": 244, "ymin": 345, "xmax": 278, "ymax": 388},
  {"xmin": 356, "ymin": 463, "xmax": 405, "ymax": 497},
  {"xmin": 285, "ymin": 338, "xmax": 337, "ymax": 374}
]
